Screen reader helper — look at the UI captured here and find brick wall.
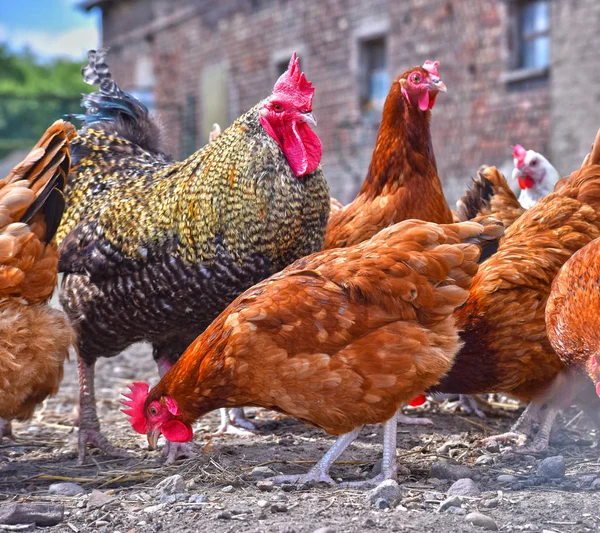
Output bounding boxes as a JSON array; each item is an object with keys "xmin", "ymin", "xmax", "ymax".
[{"xmin": 95, "ymin": 0, "xmax": 561, "ymax": 205}]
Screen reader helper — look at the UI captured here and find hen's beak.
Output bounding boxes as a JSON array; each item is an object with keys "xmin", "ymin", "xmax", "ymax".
[
  {"xmin": 147, "ymin": 428, "xmax": 160, "ymax": 450},
  {"xmin": 302, "ymin": 111, "xmax": 317, "ymax": 127},
  {"xmin": 429, "ymin": 77, "xmax": 447, "ymax": 93}
]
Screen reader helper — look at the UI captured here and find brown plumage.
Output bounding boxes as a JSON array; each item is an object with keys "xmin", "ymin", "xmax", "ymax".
[
  {"xmin": 433, "ymin": 129, "xmax": 600, "ymax": 450},
  {"xmin": 546, "ymin": 236, "xmax": 600, "ymax": 399},
  {"xmin": 128, "ymin": 218, "xmax": 503, "ymax": 485},
  {"xmin": 323, "ymin": 63, "xmax": 451, "ymax": 250},
  {"xmin": 0, "ymin": 120, "xmax": 76, "ymax": 422}
]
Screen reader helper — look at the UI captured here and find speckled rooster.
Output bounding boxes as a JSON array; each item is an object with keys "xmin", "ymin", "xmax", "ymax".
[{"xmin": 57, "ymin": 49, "xmax": 330, "ymax": 464}]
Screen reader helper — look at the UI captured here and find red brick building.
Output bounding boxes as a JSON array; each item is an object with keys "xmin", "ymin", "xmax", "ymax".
[{"xmin": 81, "ymin": 0, "xmax": 600, "ymax": 203}]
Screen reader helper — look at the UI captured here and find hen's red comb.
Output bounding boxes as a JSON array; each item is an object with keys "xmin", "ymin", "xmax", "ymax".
[
  {"xmin": 273, "ymin": 52, "xmax": 315, "ymax": 109},
  {"xmin": 423, "ymin": 60, "xmax": 440, "ymax": 78},
  {"xmin": 121, "ymin": 381, "xmax": 150, "ymax": 434},
  {"xmin": 408, "ymin": 394, "xmax": 427, "ymax": 407},
  {"xmin": 513, "ymin": 144, "xmax": 527, "ymax": 168}
]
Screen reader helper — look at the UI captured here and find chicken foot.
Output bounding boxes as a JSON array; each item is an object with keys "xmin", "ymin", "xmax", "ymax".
[
  {"xmin": 77, "ymin": 355, "xmax": 131, "ymax": 464},
  {"xmin": 212, "ymin": 409, "xmax": 256, "ymax": 437},
  {"xmin": 482, "ymin": 400, "xmax": 540, "ymax": 448},
  {"xmin": 397, "ymin": 412, "xmax": 433, "ymax": 426},
  {"xmin": 269, "ymin": 427, "xmax": 363, "ymax": 486},
  {"xmin": 459, "ymin": 395, "xmax": 487, "ymax": 419}
]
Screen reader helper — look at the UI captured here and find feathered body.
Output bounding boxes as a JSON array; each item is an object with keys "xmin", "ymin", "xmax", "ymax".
[
  {"xmin": 58, "ymin": 50, "xmax": 330, "ymax": 461},
  {"xmin": 323, "ymin": 62, "xmax": 451, "ymax": 250},
  {"xmin": 0, "ymin": 121, "xmax": 76, "ymax": 421}
]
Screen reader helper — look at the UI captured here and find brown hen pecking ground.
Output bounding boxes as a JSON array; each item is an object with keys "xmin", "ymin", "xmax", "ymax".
[{"xmin": 1, "ymin": 343, "xmax": 598, "ymax": 533}]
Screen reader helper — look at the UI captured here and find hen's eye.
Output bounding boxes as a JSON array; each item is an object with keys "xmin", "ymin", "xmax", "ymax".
[
  {"xmin": 531, "ymin": 160, "xmax": 537, "ymax": 166},
  {"xmin": 412, "ymin": 74, "xmax": 421, "ymax": 83},
  {"xmin": 273, "ymin": 104, "xmax": 283, "ymax": 112},
  {"xmin": 149, "ymin": 406, "xmax": 158, "ymax": 416}
]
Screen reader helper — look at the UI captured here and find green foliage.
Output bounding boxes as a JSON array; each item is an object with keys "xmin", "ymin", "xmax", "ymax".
[{"xmin": 0, "ymin": 44, "xmax": 88, "ymax": 158}]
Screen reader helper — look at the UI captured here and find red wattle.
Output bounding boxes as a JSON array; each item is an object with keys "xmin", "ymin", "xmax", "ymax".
[
  {"xmin": 162, "ymin": 420, "xmax": 194, "ymax": 442},
  {"xmin": 408, "ymin": 394, "xmax": 427, "ymax": 407},
  {"xmin": 518, "ymin": 175, "xmax": 535, "ymax": 189}
]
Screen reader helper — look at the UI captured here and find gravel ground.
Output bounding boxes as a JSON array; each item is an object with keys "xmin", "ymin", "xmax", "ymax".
[{"xmin": 1, "ymin": 343, "xmax": 599, "ymax": 533}]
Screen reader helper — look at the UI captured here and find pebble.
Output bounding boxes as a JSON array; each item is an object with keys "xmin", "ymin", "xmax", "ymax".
[
  {"xmin": 475, "ymin": 455, "xmax": 494, "ymax": 466},
  {"xmin": 143, "ymin": 504, "xmax": 166, "ymax": 514},
  {"xmin": 536, "ymin": 456, "xmax": 565, "ymax": 479},
  {"xmin": 313, "ymin": 528, "xmax": 336, "ymax": 533},
  {"xmin": 257, "ymin": 500, "xmax": 269, "ymax": 508},
  {"xmin": 188, "ymin": 494, "xmax": 208, "ymax": 504},
  {"xmin": 216, "ymin": 511, "xmax": 232, "ymax": 520},
  {"xmin": 221, "ymin": 485, "xmax": 235, "ymax": 493},
  {"xmin": 430, "ymin": 460, "xmax": 473, "ymax": 480},
  {"xmin": 159, "ymin": 493, "xmax": 189, "ymax": 505},
  {"xmin": 271, "ymin": 493, "xmax": 288, "ymax": 502},
  {"xmin": 362, "ymin": 518, "xmax": 377, "ymax": 528},
  {"xmin": 485, "ymin": 441, "xmax": 500, "ymax": 453},
  {"xmin": 497, "ymin": 474, "xmax": 517, "ymax": 483},
  {"xmin": 256, "ymin": 480, "xmax": 275, "ymax": 492},
  {"xmin": 366, "ymin": 479, "xmax": 402, "ymax": 508},
  {"xmin": 271, "ymin": 503, "xmax": 288, "ymax": 513},
  {"xmin": 156, "ymin": 475, "xmax": 186, "ymax": 496},
  {"xmin": 88, "ymin": 489, "xmax": 114, "ymax": 509},
  {"xmin": 447, "ymin": 478, "xmax": 481, "ymax": 497},
  {"xmin": 465, "ymin": 512, "xmax": 498, "ymax": 530},
  {"xmin": 438, "ymin": 495, "xmax": 462, "ymax": 512},
  {"xmin": 483, "ymin": 497, "xmax": 500, "ymax": 509},
  {"xmin": 48, "ymin": 482, "xmax": 85, "ymax": 497},
  {"xmin": 0, "ymin": 503, "xmax": 64, "ymax": 527},
  {"xmin": 250, "ymin": 466, "xmax": 276, "ymax": 479}
]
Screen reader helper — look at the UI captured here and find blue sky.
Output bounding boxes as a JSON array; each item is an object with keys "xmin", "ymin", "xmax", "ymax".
[{"xmin": 0, "ymin": 0, "xmax": 100, "ymax": 60}]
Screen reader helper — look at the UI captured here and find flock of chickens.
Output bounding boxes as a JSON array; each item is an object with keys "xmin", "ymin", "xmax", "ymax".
[{"xmin": 1, "ymin": 49, "xmax": 599, "ymax": 488}]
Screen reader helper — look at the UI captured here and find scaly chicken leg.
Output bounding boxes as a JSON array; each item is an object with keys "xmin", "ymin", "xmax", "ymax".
[
  {"xmin": 77, "ymin": 355, "xmax": 131, "ymax": 464},
  {"xmin": 213, "ymin": 408, "xmax": 256, "ymax": 437}
]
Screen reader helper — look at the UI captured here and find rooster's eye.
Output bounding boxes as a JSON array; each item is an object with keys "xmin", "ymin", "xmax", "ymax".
[
  {"xmin": 149, "ymin": 406, "xmax": 158, "ymax": 416},
  {"xmin": 412, "ymin": 74, "xmax": 421, "ymax": 83},
  {"xmin": 273, "ymin": 104, "xmax": 283, "ymax": 112}
]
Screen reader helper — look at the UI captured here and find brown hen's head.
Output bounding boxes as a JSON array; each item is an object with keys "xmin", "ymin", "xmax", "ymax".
[
  {"xmin": 397, "ymin": 60, "xmax": 447, "ymax": 111},
  {"xmin": 260, "ymin": 52, "xmax": 322, "ymax": 178},
  {"xmin": 122, "ymin": 382, "xmax": 193, "ymax": 449}
]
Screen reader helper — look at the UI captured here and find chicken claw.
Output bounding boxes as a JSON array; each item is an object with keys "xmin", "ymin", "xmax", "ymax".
[
  {"xmin": 459, "ymin": 395, "xmax": 487, "ymax": 419},
  {"xmin": 162, "ymin": 441, "xmax": 196, "ymax": 465},
  {"xmin": 78, "ymin": 428, "xmax": 131, "ymax": 464},
  {"xmin": 229, "ymin": 408, "xmax": 257, "ymax": 431},
  {"xmin": 211, "ymin": 409, "xmax": 255, "ymax": 437}
]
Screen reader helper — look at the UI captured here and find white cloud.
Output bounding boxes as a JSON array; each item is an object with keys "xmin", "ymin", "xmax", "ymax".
[{"xmin": 1, "ymin": 24, "xmax": 100, "ymax": 61}]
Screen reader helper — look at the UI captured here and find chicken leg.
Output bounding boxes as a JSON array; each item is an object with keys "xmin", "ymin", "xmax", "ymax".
[
  {"xmin": 212, "ymin": 408, "xmax": 256, "ymax": 437},
  {"xmin": 0, "ymin": 419, "xmax": 13, "ymax": 442},
  {"xmin": 77, "ymin": 355, "xmax": 131, "ymax": 464}
]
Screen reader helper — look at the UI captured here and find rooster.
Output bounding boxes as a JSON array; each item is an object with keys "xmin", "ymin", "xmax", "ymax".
[
  {"xmin": 57, "ymin": 49, "xmax": 330, "ymax": 464},
  {"xmin": 432, "ymin": 130, "xmax": 600, "ymax": 451},
  {"xmin": 0, "ymin": 120, "xmax": 76, "ymax": 436},
  {"xmin": 512, "ymin": 145, "xmax": 560, "ymax": 209},
  {"xmin": 124, "ymin": 218, "xmax": 502, "ymax": 486},
  {"xmin": 324, "ymin": 60, "xmax": 450, "ymax": 250},
  {"xmin": 546, "ymin": 236, "xmax": 600, "ymax": 422}
]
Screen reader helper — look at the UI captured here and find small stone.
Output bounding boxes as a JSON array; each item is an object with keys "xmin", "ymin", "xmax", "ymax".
[
  {"xmin": 0, "ymin": 503, "xmax": 64, "ymax": 526},
  {"xmin": 363, "ymin": 518, "xmax": 377, "ymax": 528},
  {"xmin": 95, "ymin": 520, "xmax": 110, "ymax": 526},
  {"xmin": 221, "ymin": 485, "xmax": 235, "ymax": 493},
  {"xmin": 483, "ymin": 497, "xmax": 500, "ymax": 509},
  {"xmin": 256, "ymin": 480, "xmax": 275, "ymax": 492},
  {"xmin": 143, "ymin": 504, "xmax": 166, "ymax": 514},
  {"xmin": 536, "ymin": 456, "xmax": 566, "ymax": 479},
  {"xmin": 465, "ymin": 511, "xmax": 498, "ymax": 530},
  {"xmin": 448, "ymin": 507, "xmax": 466, "ymax": 515},
  {"xmin": 447, "ymin": 478, "xmax": 481, "ymax": 497},
  {"xmin": 312, "ymin": 528, "xmax": 336, "ymax": 533},
  {"xmin": 485, "ymin": 441, "xmax": 500, "ymax": 453},
  {"xmin": 156, "ymin": 475, "xmax": 186, "ymax": 496},
  {"xmin": 185, "ymin": 479, "xmax": 196, "ymax": 490},
  {"xmin": 188, "ymin": 494, "xmax": 208, "ymax": 504},
  {"xmin": 271, "ymin": 503, "xmax": 288, "ymax": 513},
  {"xmin": 366, "ymin": 479, "xmax": 402, "ymax": 507},
  {"xmin": 475, "ymin": 455, "xmax": 493, "ymax": 465},
  {"xmin": 430, "ymin": 460, "xmax": 473, "ymax": 481},
  {"xmin": 250, "ymin": 466, "xmax": 276, "ymax": 479},
  {"xmin": 159, "ymin": 493, "xmax": 188, "ymax": 504},
  {"xmin": 438, "ymin": 495, "xmax": 462, "ymax": 512},
  {"xmin": 48, "ymin": 482, "xmax": 85, "ymax": 497},
  {"xmin": 88, "ymin": 489, "xmax": 114, "ymax": 509},
  {"xmin": 497, "ymin": 474, "xmax": 517, "ymax": 483},
  {"xmin": 270, "ymin": 493, "xmax": 288, "ymax": 502},
  {"xmin": 257, "ymin": 500, "xmax": 269, "ymax": 508},
  {"xmin": 217, "ymin": 511, "xmax": 232, "ymax": 520}
]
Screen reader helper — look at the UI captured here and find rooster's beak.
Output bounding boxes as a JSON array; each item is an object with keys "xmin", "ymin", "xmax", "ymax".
[
  {"xmin": 147, "ymin": 428, "xmax": 160, "ymax": 450},
  {"xmin": 429, "ymin": 77, "xmax": 447, "ymax": 93},
  {"xmin": 302, "ymin": 112, "xmax": 317, "ymax": 127}
]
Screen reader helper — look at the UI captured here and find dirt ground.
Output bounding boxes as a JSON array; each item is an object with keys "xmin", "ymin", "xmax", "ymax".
[{"xmin": 1, "ymin": 343, "xmax": 599, "ymax": 533}]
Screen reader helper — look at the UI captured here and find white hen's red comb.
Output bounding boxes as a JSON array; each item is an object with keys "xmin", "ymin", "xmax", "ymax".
[
  {"xmin": 273, "ymin": 52, "xmax": 315, "ymax": 109},
  {"xmin": 121, "ymin": 382, "xmax": 150, "ymax": 434},
  {"xmin": 513, "ymin": 144, "xmax": 527, "ymax": 169},
  {"xmin": 423, "ymin": 60, "xmax": 440, "ymax": 78}
]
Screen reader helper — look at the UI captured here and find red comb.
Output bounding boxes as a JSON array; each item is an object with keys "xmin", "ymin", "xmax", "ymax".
[
  {"xmin": 273, "ymin": 52, "xmax": 315, "ymax": 109},
  {"xmin": 121, "ymin": 381, "xmax": 150, "ymax": 434},
  {"xmin": 423, "ymin": 60, "xmax": 440, "ymax": 78},
  {"xmin": 513, "ymin": 144, "xmax": 527, "ymax": 168},
  {"xmin": 408, "ymin": 394, "xmax": 427, "ymax": 407}
]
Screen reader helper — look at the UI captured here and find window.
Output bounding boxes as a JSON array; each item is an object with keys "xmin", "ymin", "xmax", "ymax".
[
  {"xmin": 359, "ymin": 37, "xmax": 389, "ymax": 112},
  {"xmin": 516, "ymin": 1, "xmax": 550, "ymax": 70}
]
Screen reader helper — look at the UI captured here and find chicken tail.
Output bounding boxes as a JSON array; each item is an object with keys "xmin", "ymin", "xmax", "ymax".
[
  {"xmin": 0, "ymin": 120, "xmax": 76, "ymax": 243},
  {"xmin": 74, "ymin": 48, "xmax": 164, "ymax": 154}
]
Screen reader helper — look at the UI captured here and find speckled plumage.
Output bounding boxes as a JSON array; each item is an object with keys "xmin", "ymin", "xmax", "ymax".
[{"xmin": 57, "ymin": 56, "xmax": 330, "ymax": 369}]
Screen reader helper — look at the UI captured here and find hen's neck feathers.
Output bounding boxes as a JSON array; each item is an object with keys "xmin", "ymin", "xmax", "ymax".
[{"xmin": 360, "ymin": 84, "xmax": 437, "ymax": 199}]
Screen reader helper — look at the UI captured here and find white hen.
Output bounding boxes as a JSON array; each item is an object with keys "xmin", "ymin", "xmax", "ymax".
[{"xmin": 512, "ymin": 145, "xmax": 560, "ymax": 209}]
